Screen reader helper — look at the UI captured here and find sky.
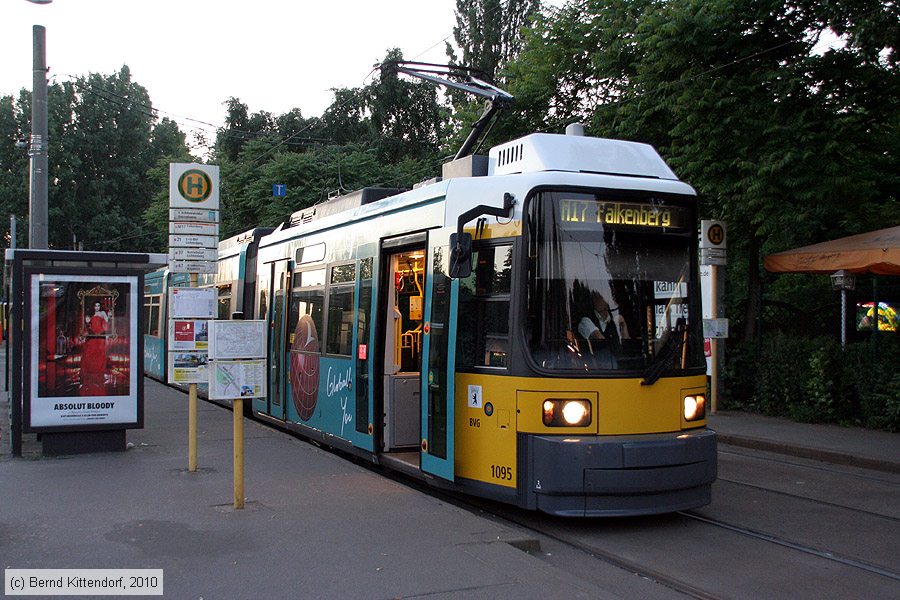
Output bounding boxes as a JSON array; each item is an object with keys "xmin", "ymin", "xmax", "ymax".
[{"xmin": 0, "ymin": 0, "xmax": 489, "ymax": 145}]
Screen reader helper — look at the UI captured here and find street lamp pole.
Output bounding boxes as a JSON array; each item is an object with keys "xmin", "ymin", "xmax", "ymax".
[{"xmin": 29, "ymin": 24, "xmax": 49, "ymax": 249}]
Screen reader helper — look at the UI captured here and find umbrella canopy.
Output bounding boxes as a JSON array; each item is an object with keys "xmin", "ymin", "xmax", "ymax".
[{"xmin": 763, "ymin": 226, "xmax": 900, "ymax": 276}]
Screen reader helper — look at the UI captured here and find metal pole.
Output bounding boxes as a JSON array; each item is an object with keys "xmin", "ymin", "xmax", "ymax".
[
  {"xmin": 3, "ymin": 217, "xmax": 13, "ymax": 396},
  {"xmin": 840, "ymin": 288, "xmax": 847, "ymax": 348},
  {"xmin": 29, "ymin": 25, "xmax": 49, "ymax": 250},
  {"xmin": 710, "ymin": 265, "xmax": 719, "ymax": 414},
  {"xmin": 233, "ymin": 398, "xmax": 244, "ymax": 509}
]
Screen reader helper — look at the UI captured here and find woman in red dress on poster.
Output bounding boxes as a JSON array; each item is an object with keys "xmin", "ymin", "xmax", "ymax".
[{"xmin": 81, "ymin": 301, "xmax": 109, "ymax": 395}]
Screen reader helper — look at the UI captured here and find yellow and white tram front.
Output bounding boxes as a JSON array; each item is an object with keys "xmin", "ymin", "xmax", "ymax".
[{"xmin": 454, "ymin": 185, "xmax": 717, "ymax": 517}]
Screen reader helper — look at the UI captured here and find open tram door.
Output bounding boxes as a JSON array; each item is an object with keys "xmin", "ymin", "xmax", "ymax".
[
  {"xmin": 377, "ymin": 234, "xmax": 455, "ymax": 482},
  {"xmin": 256, "ymin": 257, "xmax": 291, "ymax": 421}
]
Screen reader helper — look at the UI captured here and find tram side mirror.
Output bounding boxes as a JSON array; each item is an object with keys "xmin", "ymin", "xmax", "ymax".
[{"xmin": 449, "ymin": 232, "xmax": 473, "ymax": 279}]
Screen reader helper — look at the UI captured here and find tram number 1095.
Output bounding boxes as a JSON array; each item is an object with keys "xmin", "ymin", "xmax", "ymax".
[{"xmin": 491, "ymin": 465, "xmax": 513, "ymax": 481}]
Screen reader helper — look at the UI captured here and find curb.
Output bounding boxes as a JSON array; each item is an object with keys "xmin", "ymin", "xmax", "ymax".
[{"xmin": 718, "ymin": 433, "xmax": 900, "ymax": 475}]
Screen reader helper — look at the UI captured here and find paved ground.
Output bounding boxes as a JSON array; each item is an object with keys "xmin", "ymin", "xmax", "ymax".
[
  {"xmin": 1, "ymin": 378, "xmax": 648, "ymax": 600},
  {"xmin": 2, "ymin": 366, "xmax": 897, "ymax": 599}
]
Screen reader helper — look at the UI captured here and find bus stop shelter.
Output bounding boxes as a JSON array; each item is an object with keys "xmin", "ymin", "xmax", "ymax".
[{"xmin": 5, "ymin": 249, "xmax": 166, "ymax": 456}]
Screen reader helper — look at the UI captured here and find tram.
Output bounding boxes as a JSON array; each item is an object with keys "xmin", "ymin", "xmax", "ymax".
[{"xmin": 236, "ymin": 128, "xmax": 717, "ymax": 516}]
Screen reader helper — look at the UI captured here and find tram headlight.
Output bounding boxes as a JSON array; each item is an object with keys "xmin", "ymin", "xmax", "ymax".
[
  {"xmin": 683, "ymin": 394, "xmax": 706, "ymax": 421},
  {"xmin": 542, "ymin": 399, "xmax": 591, "ymax": 427}
]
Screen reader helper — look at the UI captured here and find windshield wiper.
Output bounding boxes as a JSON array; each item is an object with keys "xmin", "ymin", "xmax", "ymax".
[{"xmin": 641, "ymin": 319, "xmax": 687, "ymax": 386}]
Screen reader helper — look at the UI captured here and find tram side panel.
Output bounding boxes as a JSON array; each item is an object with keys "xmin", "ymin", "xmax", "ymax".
[
  {"xmin": 143, "ymin": 268, "xmax": 167, "ymax": 381},
  {"xmin": 255, "ymin": 197, "xmax": 448, "ymax": 458}
]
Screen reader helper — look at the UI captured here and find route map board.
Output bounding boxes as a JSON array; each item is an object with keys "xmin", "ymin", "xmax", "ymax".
[
  {"xmin": 208, "ymin": 320, "xmax": 266, "ymax": 360},
  {"xmin": 209, "ymin": 360, "xmax": 266, "ymax": 399}
]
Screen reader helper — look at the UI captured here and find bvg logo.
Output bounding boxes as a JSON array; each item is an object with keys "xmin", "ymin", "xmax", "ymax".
[{"xmin": 177, "ymin": 169, "xmax": 213, "ymax": 203}]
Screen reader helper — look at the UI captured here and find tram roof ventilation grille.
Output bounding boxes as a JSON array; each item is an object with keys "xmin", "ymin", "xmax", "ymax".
[
  {"xmin": 488, "ymin": 133, "xmax": 679, "ymax": 180},
  {"xmin": 285, "ymin": 187, "xmax": 405, "ymax": 228}
]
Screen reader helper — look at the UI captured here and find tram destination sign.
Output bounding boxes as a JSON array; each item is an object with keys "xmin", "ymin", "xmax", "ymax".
[{"xmin": 560, "ymin": 198, "xmax": 688, "ymax": 230}]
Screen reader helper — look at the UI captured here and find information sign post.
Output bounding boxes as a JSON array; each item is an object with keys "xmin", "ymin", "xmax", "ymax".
[
  {"xmin": 208, "ymin": 320, "xmax": 267, "ymax": 509},
  {"xmin": 169, "ymin": 163, "xmax": 220, "ymax": 472},
  {"xmin": 700, "ymin": 220, "xmax": 727, "ymax": 413}
]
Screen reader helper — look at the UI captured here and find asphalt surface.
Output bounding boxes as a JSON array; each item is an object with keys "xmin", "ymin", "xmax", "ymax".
[{"xmin": 2, "ymin": 365, "xmax": 897, "ymax": 599}]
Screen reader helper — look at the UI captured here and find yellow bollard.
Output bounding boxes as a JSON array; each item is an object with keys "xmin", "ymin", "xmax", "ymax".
[
  {"xmin": 188, "ymin": 272, "xmax": 199, "ymax": 471},
  {"xmin": 233, "ymin": 397, "xmax": 244, "ymax": 509},
  {"xmin": 188, "ymin": 383, "xmax": 198, "ymax": 471}
]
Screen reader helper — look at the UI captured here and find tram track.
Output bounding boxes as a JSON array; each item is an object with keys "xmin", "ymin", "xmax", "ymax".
[
  {"xmin": 455, "ymin": 496, "xmax": 723, "ymax": 600},
  {"xmin": 466, "ymin": 495, "xmax": 900, "ymax": 599},
  {"xmin": 415, "ymin": 468, "xmax": 900, "ymax": 600},
  {"xmin": 677, "ymin": 511, "xmax": 900, "ymax": 582},
  {"xmin": 715, "ymin": 476, "xmax": 900, "ymax": 522}
]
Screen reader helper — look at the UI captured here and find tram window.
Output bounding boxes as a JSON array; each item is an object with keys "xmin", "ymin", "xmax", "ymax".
[
  {"xmin": 297, "ymin": 243, "xmax": 326, "ymax": 265},
  {"xmin": 331, "ymin": 263, "xmax": 356, "ymax": 284},
  {"xmin": 217, "ymin": 285, "xmax": 232, "ymax": 320},
  {"xmin": 299, "ymin": 268, "xmax": 326, "ymax": 287},
  {"xmin": 143, "ymin": 295, "xmax": 161, "ymax": 336},
  {"xmin": 325, "ymin": 263, "xmax": 357, "ymax": 356},
  {"xmin": 288, "ymin": 288, "xmax": 325, "ymax": 350},
  {"xmin": 258, "ymin": 277, "xmax": 269, "ymax": 321},
  {"xmin": 326, "ymin": 285, "xmax": 355, "ymax": 355},
  {"xmin": 356, "ymin": 257, "xmax": 374, "ymax": 434},
  {"xmin": 458, "ymin": 245, "xmax": 512, "ymax": 369}
]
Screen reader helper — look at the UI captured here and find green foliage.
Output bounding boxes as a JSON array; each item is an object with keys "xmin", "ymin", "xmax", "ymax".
[
  {"xmin": 447, "ymin": 0, "xmax": 541, "ymax": 83},
  {"xmin": 724, "ymin": 333, "xmax": 900, "ymax": 431},
  {"xmin": 443, "ymin": 0, "xmax": 542, "ymax": 154},
  {"xmin": 0, "ymin": 66, "xmax": 193, "ymax": 252},
  {"xmin": 0, "ymin": 93, "xmax": 30, "ymax": 248},
  {"xmin": 508, "ymin": 0, "xmax": 899, "ymax": 345},
  {"xmin": 210, "ymin": 141, "xmax": 437, "ymax": 242}
]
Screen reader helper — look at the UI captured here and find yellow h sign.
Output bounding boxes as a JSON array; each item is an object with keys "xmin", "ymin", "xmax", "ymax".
[
  {"xmin": 178, "ymin": 169, "xmax": 212, "ymax": 202},
  {"xmin": 169, "ymin": 163, "xmax": 220, "ymax": 211}
]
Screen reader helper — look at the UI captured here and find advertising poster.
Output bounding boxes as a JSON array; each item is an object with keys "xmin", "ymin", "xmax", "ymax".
[
  {"xmin": 168, "ymin": 351, "xmax": 209, "ymax": 384},
  {"xmin": 168, "ymin": 319, "xmax": 210, "ymax": 351},
  {"xmin": 28, "ymin": 273, "xmax": 140, "ymax": 429}
]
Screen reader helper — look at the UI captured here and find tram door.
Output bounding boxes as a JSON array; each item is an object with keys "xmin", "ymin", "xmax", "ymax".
[
  {"xmin": 420, "ymin": 239, "xmax": 456, "ymax": 481},
  {"xmin": 262, "ymin": 259, "xmax": 291, "ymax": 421},
  {"xmin": 380, "ymin": 243, "xmax": 427, "ymax": 454},
  {"xmin": 378, "ymin": 235, "xmax": 456, "ymax": 482}
]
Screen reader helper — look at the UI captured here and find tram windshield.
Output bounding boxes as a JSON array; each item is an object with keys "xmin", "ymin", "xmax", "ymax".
[{"xmin": 526, "ymin": 190, "xmax": 704, "ymax": 378}]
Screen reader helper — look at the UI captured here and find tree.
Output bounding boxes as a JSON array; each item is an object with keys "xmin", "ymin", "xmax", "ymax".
[
  {"xmin": 366, "ymin": 49, "xmax": 448, "ymax": 163},
  {"xmin": 447, "ymin": 0, "xmax": 542, "ymax": 83},
  {"xmin": 444, "ymin": 0, "xmax": 543, "ymax": 153},
  {"xmin": 508, "ymin": 0, "xmax": 899, "ymax": 341},
  {"xmin": 1, "ymin": 66, "xmax": 191, "ymax": 252},
  {"xmin": 0, "ymin": 93, "xmax": 30, "ymax": 248}
]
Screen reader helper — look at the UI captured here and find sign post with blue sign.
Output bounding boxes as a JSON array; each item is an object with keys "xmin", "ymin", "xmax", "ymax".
[{"xmin": 273, "ymin": 184, "xmax": 287, "ymax": 197}]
